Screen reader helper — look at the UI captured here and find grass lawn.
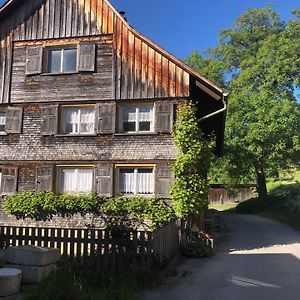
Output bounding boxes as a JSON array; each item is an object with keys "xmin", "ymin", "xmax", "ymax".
[
  {"xmin": 236, "ymin": 181, "xmax": 300, "ymax": 232},
  {"xmin": 209, "ymin": 203, "xmax": 237, "ymax": 211}
]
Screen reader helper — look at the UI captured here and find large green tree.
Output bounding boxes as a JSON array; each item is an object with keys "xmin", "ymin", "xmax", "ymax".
[{"xmin": 186, "ymin": 7, "xmax": 300, "ymax": 200}]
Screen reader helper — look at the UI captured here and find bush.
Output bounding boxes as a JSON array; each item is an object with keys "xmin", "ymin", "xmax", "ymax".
[
  {"xmin": 3, "ymin": 192, "xmax": 175, "ymax": 230},
  {"xmin": 181, "ymin": 235, "xmax": 213, "ymax": 258}
]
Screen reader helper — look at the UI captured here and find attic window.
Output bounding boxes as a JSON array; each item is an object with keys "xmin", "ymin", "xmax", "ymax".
[{"xmin": 47, "ymin": 48, "xmax": 77, "ymax": 74}]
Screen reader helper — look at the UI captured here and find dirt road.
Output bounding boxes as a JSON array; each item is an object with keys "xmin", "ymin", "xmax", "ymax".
[{"xmin": 141, "ymin": 213, "xmax": 300, "ymax": 300}]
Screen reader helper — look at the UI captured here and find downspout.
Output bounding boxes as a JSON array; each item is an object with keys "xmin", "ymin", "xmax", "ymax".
[{"xmin": 198, "ymin": 92, "xmax": 228, "ymax": 122}]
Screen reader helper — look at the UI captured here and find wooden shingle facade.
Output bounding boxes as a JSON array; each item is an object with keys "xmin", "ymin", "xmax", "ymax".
[{"xmin": 0, "ymin": 0, "xmax": 226, "ymax": 227}]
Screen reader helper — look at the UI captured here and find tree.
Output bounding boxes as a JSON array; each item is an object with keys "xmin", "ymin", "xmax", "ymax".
[{"xmin": 186, "ymin": 7, "xmax": 300, "ymax": 200}]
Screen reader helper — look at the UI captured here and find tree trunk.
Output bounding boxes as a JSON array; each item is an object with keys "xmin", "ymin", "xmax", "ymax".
[{"xmin": 253, "ymin": 160, "xmax": 268, "ymax": 200}]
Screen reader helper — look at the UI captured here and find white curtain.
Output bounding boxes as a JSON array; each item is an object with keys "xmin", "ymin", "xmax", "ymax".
[
  {"xmin": 120, "ymin": 169, "xmax": 135, "ymax": 194},
  {"xmin": 60, "ymin": 168, "xmax": 93, "ymax": 193},
  {"xmin": 123, "ymin": 107, "xmax": 136, "ymax": 122},
  {"xmin": 119, "ymin": 169, "xmax": 153, "ymax": 194},
  {"xmin": 137, "ymin": 170, "xmax": 153, "ymax": 194},
  {"xmin": 138, "ymin": 107, "xmax": 152, "ymax": 122},
  {"xmin": 64, "ymin": 108, "xmax": 79, "ymax": 134},
  {"xmin": 0, "ymin": 113, "xmax": 5, "ymax": 125},
  {"xmin": 80, "ymin": 108, "xmax": 95, "ymax": 134},
  {"xmin": 76, "ymin": 169, "xmax": 93, "ymax": 192}
]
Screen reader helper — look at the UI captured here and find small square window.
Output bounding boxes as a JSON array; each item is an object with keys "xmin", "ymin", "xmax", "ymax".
[
  {"xmin": 59, "ymin": 167, "xmax": 93, "ymax": 193},
  {"xmin": 119, "ymin": 168, "xmax": 154, "ymax": 195},
  {"xmin": 62, "ymin": 106, "xmax": 95, "ymax": 135},
  {"xmin": 48, "ymin": 48, "xmax": 77, "ymax": 74},
  {"xmin": 122, "ymin": 105, "xmax": 154, "ymax": 133},
  {"xmin": 0, "ymin": 112, "xmax": 6, "ymax": 134}
]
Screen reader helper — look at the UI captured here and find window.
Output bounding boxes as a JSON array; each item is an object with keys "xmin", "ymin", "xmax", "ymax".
[
  {"xmin": 0, "ymin": 112, "xmax": 6, "ymax": 134},
  {"xmin": 48, "ymin": 48, "xmax": 77, "ymax": 73},
  {"xmin": 59, "ymin": 167, "xmax": 93, "ymax": 193},
  {"xmin": 62, "ymin": 106, "xmax": 95, "ymax": 135},
  {"xmin": 122, "ymin": 105, "xmax": 154, "ymax": 133},
  {"xmin": 119, "ymin": 168, "xmax": 154, "ymax": 195}
]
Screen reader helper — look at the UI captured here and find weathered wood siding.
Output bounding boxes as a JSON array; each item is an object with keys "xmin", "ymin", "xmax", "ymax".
[
  {"xmin": 0, "ymin": 0, "xmax": 190, "ymax": 104},
  {"xmin": 11, "ymin": 37, "xmax": 113, "ymax": 103}
]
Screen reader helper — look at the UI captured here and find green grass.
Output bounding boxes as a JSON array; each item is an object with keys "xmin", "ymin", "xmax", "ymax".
[
  {"xmin": 23, "ymin": 261, "xmax": 161, "ymax": 300},
  {"xmin": 209, "ymin": 203, "xmax": 237, "ymax": 211},
  {"xmin": 236, "ymin": 182, "xmax": 300, "ymax": 231}
]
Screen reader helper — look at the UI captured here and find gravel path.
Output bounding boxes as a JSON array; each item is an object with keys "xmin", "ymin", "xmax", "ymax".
[{"xmin": 141, "ymin": 213, "xmax": 300, "ymax": 300}]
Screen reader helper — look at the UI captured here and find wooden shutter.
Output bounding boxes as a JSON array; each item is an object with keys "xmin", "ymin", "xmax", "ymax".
[
  {"xmin": 155, "ymin": 102, "xmax": 174, "ymax": 133},
  {"xmin": 155, "ymin": 166, "xmax": 173, "ymax": 198},
  {"xmin": 95, "ymin": 164, "xmax": 113, "ymax": 197},
  {"xmin": 25, "ymin": 46, "xmax": 43, "ymax": 75},
  {"xmin": 78, "ymin": 42, "xmax": 96, "ymax": 72},
  {"xmin": 36, "ymin": 166, "xmax": 54, "ymax": 191},
  {"xmin": 41, "ymin": 106, "xmax": 58, "ymax": 135},
  {"xmin": 1, "ymin": 167, "xmax": 18, "ymax": 194},
  {"xmin": 96, "ymin": 102, "xmax": 116, "ymax": 134},
  {"xmin": 5, "ymin": 107, "xmax": 23, "ymax": 134}
]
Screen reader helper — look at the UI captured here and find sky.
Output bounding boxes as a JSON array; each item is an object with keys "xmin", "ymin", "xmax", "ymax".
[
  {"xmin": 0, "ymin": 0, "xmax": 299, "ymax": 60},
  {"xmin": 109, "ymin": 0, "xmax": 299, "ymax": 60}
]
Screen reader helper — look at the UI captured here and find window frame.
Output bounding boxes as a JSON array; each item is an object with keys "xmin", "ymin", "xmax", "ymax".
[
  {"xmin": 60, "ymin": 104, "xmax": 96, "ymax": 136},
  {"xmin": 115, "ymin": 164, "xmax": 155, "ymax": 196},
  {"xmin": 119, "ymin": 103, "xmax": 155, "ymax": 134},
  {"xmin": 45, "ymin": 45, "xmax": 78, "ymax": 74},
  {"xmin": 57, "ymin": 165, "xmax": 94, "ymax": 194}
]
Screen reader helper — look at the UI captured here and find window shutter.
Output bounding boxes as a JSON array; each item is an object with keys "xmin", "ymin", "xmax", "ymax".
[
  {"xmin": 155, "ymin": 102, "xmax": 174, "ymax": 133},
  {"xmin": 5, "ymin": 107, "xmax": 23, "ymax": 134},
  {"xmin": 41, "ymin": 106, "xmax": 58, "ymax": 136},
  {"xmin": 25, "ymin": 46, "xmax": 43, "ymax": 75},
  {"xmin": 1, "ymin": 167, "xmax": 18, "ymax": 194},
  {"xmin": 36, "ymin": 166, "xmax": 54, "ymax": 191},
  {"xmin": 96, "ymin": 102, "xmax": 116, "ymax": 134},
  {"xmin": 95, "ymin": 164, "xmax": 113, "ymax": 197},
  {"xmin": 155, "ymin": 166, "xmax": 173, "ymax": 198},
  {"xmin": 78, "ymin": 42, "xmax": 96, "ymax": 72}
]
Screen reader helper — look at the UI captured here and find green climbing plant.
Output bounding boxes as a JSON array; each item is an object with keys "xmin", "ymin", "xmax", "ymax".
[{"xmin": 171, "ymin": 101, "xmax": 214, "ymax": 218}]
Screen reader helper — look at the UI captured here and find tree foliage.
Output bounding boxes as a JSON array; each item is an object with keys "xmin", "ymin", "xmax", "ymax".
[
  {"xmin": 186, "ymin": 7, "xmax": 300, "ymax": 200},
  {"xmin": 171, "ymin": 101, "xmax": 214, "ymax": 217}
]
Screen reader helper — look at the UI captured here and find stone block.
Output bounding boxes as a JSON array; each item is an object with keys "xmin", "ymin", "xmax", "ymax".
[
  {"xmin": 4, "ymin": 246, "xmax": 60, "ymax": 266},
  {"xmin": 0, "ymin": 268, "xmax": 22, "ymax": 297},
  {"xmin": 4, "ymin": 264, "xmax": 55, "ymax": 284}
]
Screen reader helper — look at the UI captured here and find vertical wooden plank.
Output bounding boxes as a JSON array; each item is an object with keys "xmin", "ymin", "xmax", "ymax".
[
  {"xmin": 176, "ymin": 66, "xmax": 183, "ymax": 97},
  {"xmin": 4, "ymin": 34, "xmax": 12, "ymax": 104},
  {"xmin": 141, "ymin": 41, "xmax": 148, "ymax": 98},
  {"xmin": 84, "ymin": 0, "xmax": 91, "ymax": 36},
  {"xmin": 155, "ymin": 52, "xmax": 162, "ymax": 98},
  {"xmin": 147, "ymin": 47, "xmax": 155, "ymax": 99},
  {"xmin": 69, "ymin": 229, "xmax": 75, "ymax": 259},
  {"xmin": 161, "ymin": 56, "xmax": 169, "ymax": 98},
  {"xmin": 107, "ymin": 5, "xmax": 114, "ymax": 34},
  {"xmin": 134, "ymin": 37, "xmax": 142, "ymax": 99},
  {"xmin": 121, "ymin": 25, "xmax": 128, "ymax": 99},
  {"xmin": 127, "ymin": 32, "xmax": 135, "ymax": 99},
  {"xmin": 115, "ymin": 18, "xmax": 122, "ymax": 99},
  {"xmin": 71, "ymin": 0, "xmax": 79, "ymax": 37},
  {"xmin": 96, "ymin": 0, "xmax": 103, "ymax": 34},
  {"xmin": 48, "ymin": 0, "xmax": 55, "ymax": 38},
  {"xmin": 90, "ymin": 0, "xmax": 98, "ymax": 35},
  {"xmin": 168, "ymin": 61, "xmax": 176, "ymax": 97},
  {"xmin": 66, "ymin": 0, "xmax": 73, "ymax": 37},
  {"xmin": 31, "ymin": 10, "xmax": 38, "ymax": 40},
  {"xmin": 60, "ymin": 0, "xmax": 67, "ymax": 37},
  {"xmin": 54, "ymin": 0, "xmax": 62, "ymax": 38},
  {"xmin": 42, "ymin": 0, "xmax": 49, "ymax": 38},
  {"xmin": 78, "ymin": 0, "xmax": 85, "ymax": 36},
  {"xmin": 24, "ymin": 227, "xmax": 30, "ymax": 246},
  {"xmin": 37, "ymin": 3, "xmax": 45, "ymax": 39},
  {"xmin": 102, "ymin": 0, "xmax": 108, "ymax": 34},
  {"xmin": 183, "ymin": 71, "xmax": 190, "ymax": 97}
]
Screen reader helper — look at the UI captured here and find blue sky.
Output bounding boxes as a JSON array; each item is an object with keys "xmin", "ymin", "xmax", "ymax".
[
  {"xmin": 0, "ymin": 0, "xmax": 299, "ymax": 59},
  {"xmin": 109, "ymin": 0, "xmax": 299, "ymax": 60}
]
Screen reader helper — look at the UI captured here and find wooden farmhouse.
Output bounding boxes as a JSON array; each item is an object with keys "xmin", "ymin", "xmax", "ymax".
[{"xmin": 0, "ymin": 0, "xmax": 226, "ymax": 227}]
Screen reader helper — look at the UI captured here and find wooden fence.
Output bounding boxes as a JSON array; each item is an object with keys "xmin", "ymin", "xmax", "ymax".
[{"xmin": 0, "ymin": 220, "xmax": 181, "ymax": 271}]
